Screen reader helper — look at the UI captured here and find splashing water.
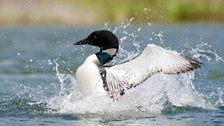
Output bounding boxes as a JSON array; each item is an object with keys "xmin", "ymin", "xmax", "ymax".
[
  {"xmin": 188, "ymin": 42, "xmax": 223, "ymax": 62},
  {"xmin": 46, "ymin": 21, "xmax": 224, "ymax": 117},
  {"xmin": 47, "ymin": 64, "xmax": 214, "ymax": 116}
]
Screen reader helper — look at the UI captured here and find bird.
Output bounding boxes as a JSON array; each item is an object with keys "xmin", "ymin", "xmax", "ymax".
[{"xmin": 74, "ymin": 30, "xmax": 201, "ymax": 100}]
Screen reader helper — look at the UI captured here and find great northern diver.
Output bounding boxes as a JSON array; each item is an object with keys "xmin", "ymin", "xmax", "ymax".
[{"xmin": 74, "ymin": 30, "xmax": 201, "ymax": 99}]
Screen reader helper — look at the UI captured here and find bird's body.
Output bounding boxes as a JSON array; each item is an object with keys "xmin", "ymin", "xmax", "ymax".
[
  {"xmin": 74, "ymin": 30, "xmax": 202, "ymax": 99},
  {"xmin": 76, "ymin": 54, "xmax": 106, "ymax": 96}
]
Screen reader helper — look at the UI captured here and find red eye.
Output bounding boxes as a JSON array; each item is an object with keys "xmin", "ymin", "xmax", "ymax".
[{"xmin": 93, "ymin": 36, "xmax": 97, "ymax": 39}]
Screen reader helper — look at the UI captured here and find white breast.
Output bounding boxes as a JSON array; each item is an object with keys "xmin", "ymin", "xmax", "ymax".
[{"xmin": 76, "ymin": 54, "xmax": 106, "ymax": 96}]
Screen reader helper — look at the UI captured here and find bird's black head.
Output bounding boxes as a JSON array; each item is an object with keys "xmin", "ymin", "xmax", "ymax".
[
  {"xmin": 74, "ymin": 30, "xmax": 119, "ymax": 50},
  {"xmin": 74, "ymin": 30, "xmax": 119, "ymax": 65}
]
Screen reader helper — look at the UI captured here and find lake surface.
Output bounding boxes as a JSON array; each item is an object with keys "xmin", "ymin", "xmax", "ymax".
[{"xmin": 0, "ymin": 23, "xmax": 224, "ymax": 126}]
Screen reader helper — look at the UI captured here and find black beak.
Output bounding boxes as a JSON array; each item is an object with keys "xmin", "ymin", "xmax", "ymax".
[{"xmin": 73, "ymin": 38, "xmax": 89, "ymax": 45}]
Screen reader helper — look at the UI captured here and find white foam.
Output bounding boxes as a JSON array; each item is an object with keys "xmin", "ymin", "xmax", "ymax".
[{"xmin": 47, "ymin": 64, "xmax": 213, "ymax": 115}]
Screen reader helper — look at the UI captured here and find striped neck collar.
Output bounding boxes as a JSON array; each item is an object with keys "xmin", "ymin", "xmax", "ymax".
[{"xmin": 95, "ymin": 48, "xmax": 118, "ymax": 65}]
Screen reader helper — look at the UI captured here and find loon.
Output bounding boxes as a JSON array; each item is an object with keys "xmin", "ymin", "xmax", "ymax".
[{"xmin": 74, "ymin": 30, "xmax": 201, "ymax": 99}]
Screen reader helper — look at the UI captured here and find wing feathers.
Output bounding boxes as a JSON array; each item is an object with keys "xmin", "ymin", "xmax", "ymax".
[{"xmin": 105, "ymin": 44, "xmax": 201, "ymax": 99}]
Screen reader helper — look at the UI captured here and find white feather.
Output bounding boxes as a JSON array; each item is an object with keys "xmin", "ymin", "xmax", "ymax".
[
  {"xmin": 76, "ymin": 54, "xmax": 106, "ymax": 96},
  {"xmin": 105, "ymin": 44, "xmax": 201, "ymax": 98}
]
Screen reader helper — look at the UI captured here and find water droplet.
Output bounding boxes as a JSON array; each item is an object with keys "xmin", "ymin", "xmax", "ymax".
[
  {"xmin": 129, "ymin": 18, "xmax": 134, "ymax": 22},
  {"xmin": 137, "ymin": 27, "xmax": 142, "ymax": 32},
  {"xmin": 144, "ymin": 8, "xmax": 148, "ymax": 11},
  {"xmin": 147, "ymin": 23, "xmax": 152, "ymax": 26},
  {"xmin": 48, "ymin": 59, "xmax": 53, "ymax": 65}
]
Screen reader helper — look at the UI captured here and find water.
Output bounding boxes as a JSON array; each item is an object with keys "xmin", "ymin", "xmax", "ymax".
[{"xmin": 0, "ymin": 23, "xmax": 224, "ymax": 126}]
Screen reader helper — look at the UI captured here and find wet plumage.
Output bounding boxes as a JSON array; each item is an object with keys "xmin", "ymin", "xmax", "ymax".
[{"xmin": 74, "ymin": 30, "xmax": 201, "ymax": 99}]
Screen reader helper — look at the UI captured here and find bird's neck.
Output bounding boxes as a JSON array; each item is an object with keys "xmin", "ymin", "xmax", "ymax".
[{"xmin": 95, "ymin": 48, "xmax": 118, "ymax": 65}]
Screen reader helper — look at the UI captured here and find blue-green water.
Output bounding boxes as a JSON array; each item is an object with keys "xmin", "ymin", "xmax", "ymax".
[{"xmin": 0, "ymin": 23, "xmax": 224, "ymax": 126}]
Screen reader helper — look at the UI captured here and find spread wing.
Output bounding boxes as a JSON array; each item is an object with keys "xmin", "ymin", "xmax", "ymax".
[{"xmin": 104, "ymin": 44, "xmax": 201, "ymax": 99}]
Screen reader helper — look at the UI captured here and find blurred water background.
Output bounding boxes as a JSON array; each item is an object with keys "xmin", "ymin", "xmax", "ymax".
[{"xmin": 0, "ymin": 0, "xmax": 224, "ymax": 126}]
